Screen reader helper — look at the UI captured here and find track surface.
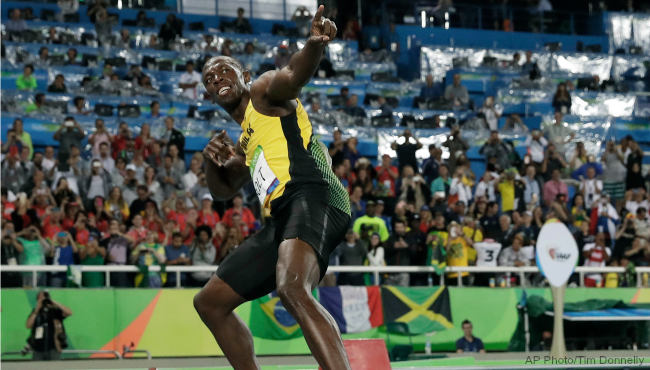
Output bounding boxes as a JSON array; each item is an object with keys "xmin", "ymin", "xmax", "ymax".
[{"xmin": 2, "ymin": 351, "xmax": 649, "ymax": 370}]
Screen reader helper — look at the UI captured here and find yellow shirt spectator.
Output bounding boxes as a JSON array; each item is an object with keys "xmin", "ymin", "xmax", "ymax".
[
  {"xmin": 446, "ymin": 235, "xmax": 472, "ymax": 278},
  {"xmin": 498, "ymin": 181, "xmax": 515, "ymax": 212}
]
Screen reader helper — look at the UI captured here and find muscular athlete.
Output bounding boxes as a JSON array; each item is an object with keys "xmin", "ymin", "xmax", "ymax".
[{"xmin": 193, "ymin": 6, "xmax": 352, "ymax": 370}]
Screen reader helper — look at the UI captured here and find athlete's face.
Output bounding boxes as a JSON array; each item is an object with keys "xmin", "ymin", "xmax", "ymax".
[{"xmin": 203, "ymin": 57, "xmax": 251, "ymax": 108}]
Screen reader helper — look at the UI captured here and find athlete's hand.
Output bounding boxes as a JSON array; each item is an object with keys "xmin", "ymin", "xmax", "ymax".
[
  {"xmin": 204, "ymin": 130, "xmax": 235, "ymax": 166},
  {"xmin": 309, "ymin": 5, "xmax": 337, "ymax": 46}
]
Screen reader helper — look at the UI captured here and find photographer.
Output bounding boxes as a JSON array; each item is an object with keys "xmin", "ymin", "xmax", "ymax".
[
  {"xmin": 26, "ymin": 291, "xmax": 73, "ymax": 361},
  {"xmin": 443, "ymin": 126, "xmax": 469, "ymax": 174},
  {"xmin": 391, "ymin": 129, "xmax": 422, "ymax": 173},
  {"xmin": 2, "ymin": 227, "xmax": 24, "ymax": 287},
  {"xmin": 541, "ymin": 143, "xmax": 567, "ymax": 182},
  {"xmin": 479, "ymin": 131, "xmax": 511, "ymax": 171}
]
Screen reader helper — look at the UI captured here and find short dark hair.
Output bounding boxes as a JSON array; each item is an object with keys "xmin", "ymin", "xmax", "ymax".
[
  {"xmin": 137, "ymin": 184, "xmax": 148, "ymax": 192},
  {"xmin": 487, "ymin": 201, "xmax": 498, "ymax": 210},
  {"xmin": 394, "ymin": 219, "xmax": 406, "ymax": 227},
  {"xmin": 73, "ymin": 96, "xmax": 84, "ymax": 105},
  {"xmin": 99, "ymin": 142, "xmax": 109, "ymax": 148},
  {"xmin": 24, "ymin": 64, "xmax": 34, "ymax": 72},
  {"xmin": 164, "ymin": 154, "xmax": 173, "ymax": 160},
  {"xmin": 55, "ymin": 74, "xmax": 64, "ymax": 80},
  {"xmin": 186, "ymin": 60, "xmax": 194, "ymax": 66},
  {"xmin": 172, "ymin": 232, "xmax": 183, "ymax": 239},
  {"xmin": 150, "ymin": 100, "xmax": 159, "ymax": 108},
  {"xmin": 237, "ymin": 7, "xmax": 244, "ymax": 12},
  {"xmin": 462, "ymin": 320, "xmax": 472, "ymax": 327},
  {"xmin": 35, "ymin": 93, "xmax": 45, "ymax": 102}
]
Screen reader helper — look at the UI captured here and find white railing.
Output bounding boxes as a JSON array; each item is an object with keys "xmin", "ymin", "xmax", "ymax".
[{"xmin": 3, "ymin": 265, "xmax": 650, "ymax": 288}]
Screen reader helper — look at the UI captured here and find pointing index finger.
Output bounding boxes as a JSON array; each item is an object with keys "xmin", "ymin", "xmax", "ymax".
[{"xmin": 313, "ymin": 5, "xmax": 324, "ymax": 25}]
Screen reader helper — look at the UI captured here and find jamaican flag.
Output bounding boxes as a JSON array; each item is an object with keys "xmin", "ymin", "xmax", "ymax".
[
  {"xmin": 381, "ymin": 286, "xmax": 453, "ymax": 335},
  {"xmin": 249, "ymin": 292, "xmax": 303, "ymax": 340}
]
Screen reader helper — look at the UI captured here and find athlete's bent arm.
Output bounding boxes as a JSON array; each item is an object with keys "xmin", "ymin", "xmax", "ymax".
[
  {"xmin": 263, "ymin": 5, "xmax": 337, "ymax": 101},
  {"xmin": 203, "ymin": 132, "xmax": 250, "ymax": 201}
]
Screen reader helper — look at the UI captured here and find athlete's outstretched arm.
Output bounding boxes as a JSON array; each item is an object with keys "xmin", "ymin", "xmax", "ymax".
[
  {"xmin": 263, "ymin": 5, "xmax": 337, "ymax": 101},
  {"xmin": 203, "ymin": 131, "xmax": 250, "ymax": 201}
]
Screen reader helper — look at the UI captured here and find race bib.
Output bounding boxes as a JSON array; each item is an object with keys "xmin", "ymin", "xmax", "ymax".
[
  {"xmin": 250, "ymin": 146, "xmax": 280, "ymax": 206},
  {"xmin": 35, "ymin": 326, "xmax": 44, "ymax": 339}
]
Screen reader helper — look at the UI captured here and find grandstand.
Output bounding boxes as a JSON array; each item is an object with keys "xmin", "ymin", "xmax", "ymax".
[{"xmin": 2, "ymin": 0, "xmax": 650, "ymax": 368}]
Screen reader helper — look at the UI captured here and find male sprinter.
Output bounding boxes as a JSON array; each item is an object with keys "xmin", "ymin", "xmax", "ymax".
[{"xmin": 193, "ymin": 6, "xmax": 351, "ymax": 370}]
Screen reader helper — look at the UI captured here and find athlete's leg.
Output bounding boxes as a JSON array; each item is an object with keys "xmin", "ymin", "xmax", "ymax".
[
  {"xmin": 275, "ymin": 239, "xmax": 351, "ymax": 370},
  {"xmin": 194, "ymin": 277, "xmax": 260, "ymax": 370},
  {"xmin": 194, "ymin": 224, "xmax": 279, "ymax": 370}
]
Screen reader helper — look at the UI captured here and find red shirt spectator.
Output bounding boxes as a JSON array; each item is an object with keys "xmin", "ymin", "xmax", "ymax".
[
  {"xmin": 134, "ymin": 123, "xmax": 155, "ymax": 159},
  {"xmin": 112, "ymin": 129, "xmax": 129, "ymax": 159},
  {"xmin": 42, "ymin": 211, "xmax": 64, "ymax": 240},
  {"xmin": 197, "ymin": 195, "xmax": 220, "ymax": 229},
  {"xmin": 375, "ymin": 154, "xmax": 399, "ymax": 197},
  {"xmin": 222, "ymin": 194, "xmax": 255, "ymax": 231},
  {"xmin": 127, "ymin": 214, "xmax": 148, "ymax": 245}
]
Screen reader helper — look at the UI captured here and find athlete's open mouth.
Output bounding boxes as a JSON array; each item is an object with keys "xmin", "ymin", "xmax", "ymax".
[{"xmin": 219, "ymin": 86, "xmax": 231, "ymax": 96}]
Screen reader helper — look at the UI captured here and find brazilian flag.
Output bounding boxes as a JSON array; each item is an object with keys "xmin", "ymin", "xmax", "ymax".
[
  {"xmin": 249, "ymin": 292, "xmax": 303, "ymax": 340},
  {"xmin": 382, "ymin": 286, "xmax": 453, "ymax": 335}
]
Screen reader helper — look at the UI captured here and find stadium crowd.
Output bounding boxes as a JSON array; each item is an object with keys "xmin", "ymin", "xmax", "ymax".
[{"xmin": 2, "ymin": 111, "xmax": 650, "ymax": 288}]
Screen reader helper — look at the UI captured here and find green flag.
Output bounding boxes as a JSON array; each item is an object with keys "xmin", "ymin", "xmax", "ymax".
[
  {"xmin": 381, "ymin": 286, "xmax": 453, "ymax": 335},
  {"xmin": 249, "ymin": 292, "xmax": 303, "ymax": 340},
  {"xmin": 66, "ymin": 265, "xmax": 82, "ymax": 287}
]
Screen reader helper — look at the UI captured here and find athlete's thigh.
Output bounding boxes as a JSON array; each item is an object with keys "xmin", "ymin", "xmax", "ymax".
[
  {"xmin": 276, "ymin": 238, "xmax": 322, "ymax": 292},
  {"xmin": 216, "ymin": 222, "xmax": 279, "ymax": 301}
]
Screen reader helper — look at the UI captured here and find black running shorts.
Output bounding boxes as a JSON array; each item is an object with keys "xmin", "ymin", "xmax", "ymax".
[{"xmin": 216, "ymin": 196, "xmax": 350, "ymax": 301}]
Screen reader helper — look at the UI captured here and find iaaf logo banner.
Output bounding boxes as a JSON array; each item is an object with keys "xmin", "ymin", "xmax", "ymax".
[{"xmin": 547, "ymin": 246, "xmax": 572, "ymax": 261}]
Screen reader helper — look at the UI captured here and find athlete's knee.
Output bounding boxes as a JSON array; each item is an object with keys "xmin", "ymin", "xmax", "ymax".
[
  {"xmin": 276, "ymin": 278, "xmax": 312, "ymax": 311},
  {"xmin": 194, "ymin": 277, "xmax": 240, "ymax": 319}
]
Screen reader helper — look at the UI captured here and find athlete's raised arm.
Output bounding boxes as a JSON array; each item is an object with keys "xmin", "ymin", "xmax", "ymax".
[
  {"xmin": 203, "ymin": 130, "xmax": 250, "ymax": 200},
  {"xmin": 260, "ymin": 5, "xmax": 337, "ymax": 102}
]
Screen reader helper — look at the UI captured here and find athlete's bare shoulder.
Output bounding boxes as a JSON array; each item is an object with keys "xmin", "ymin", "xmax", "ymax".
[{"xmin": 249, "ymin": 70, "xmax": 297, "ymax": 116}]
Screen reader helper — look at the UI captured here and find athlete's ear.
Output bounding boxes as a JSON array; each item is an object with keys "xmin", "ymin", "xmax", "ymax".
[{"xmin": 243, "ymin": 70, "xmax": 251, "ymax": 85}]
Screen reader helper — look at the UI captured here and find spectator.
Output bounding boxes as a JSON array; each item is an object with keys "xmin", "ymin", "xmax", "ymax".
[
  {"xmin": 148, "ymin": 102, "xmax": 162, "ymax": 119},
  {"xmin": 183, "ymin": 157, "xmax": 201, "ymax": 190},
  {"xmin": 222, "ymin": 193, "xmax": 256, "ymax": 231},
  {"xmin": 146, "ymin": 142, "xmax": 164, "ymax": 169},
  {"xmin": 543, "ymin": 169, "xmax": 568, "ymax": 207},
  {"xmin": 47, "ymin": 74, "xmax": 67, "ymax": 93},
  {"xmin": 168, "ymin": 144, "xmax": 185, "ymax": 173},
  {"xmin": 552, "ymin": 82, "xmax": 572, "ymax": 114},
  {"xmin": 156, "ymin": 155, "xmax": 183, "ymax": 199},
  {"xmin": 52, "ymin": 178, "xmax": 77, "ymax": 208},
  {"xmin": 445, "ymin": 221, "xmax": 474, "ymax": 285},
  {"xmin": 70, "ymin": 96, "xmax": 89, "ymax": 115},
  {"xmin": 26, "ymin": 291, "xmax": 73, "ymax": 361},
  {"xmin": 25, "ymin": 93, "xmax": 45, "ymax": 115},
  {"xmin": 116, "ymin": 138, "xmax": 137, "ymax": 164},
  {"xmin": 352, "ymin": 166, "xmax": 375, "ymax": 200},
  {"xmin": 16, "ymin": 65, "xmax": 38, "ymax": 92},
  {"xmin": 391, "ymin": 129, "xmax": 422, "ymax": 173},
  {"xmin": 219, "ymin": 226, "xmax": 244, "ymax": 261},
  {"xmin": 583, "ymin": 232, "xmax": 611, "ymax": 287},
  {"xmin": 475, "ymin": 171, "xmax": 498, "ymax": 202},
  {"xmin": 348, "ymin": 185, "xmax": 366, "ymax": 222},
  {"xmin": 87, "ymin": 119, "xmax": 111, "ymax": 159},
  {"xmin": 87, "ymin": 0, "xmax": 107, "ymax": 23},
  {"xmin": 569, "ymin": 142, "xmax": 588, "ymax": 171},
  {"xmin": 49, "ymin": 231, "xmax": 78, "ymax": 287},
  {"xmin": 449, "ymin": 167, "xmax": 473, "ymax": 207},
  {"xmin": 2, "ymin": 230, "xmax": 23, "ymax": 287},
  {"xmin": 232, "ymin": 7, "xmax": 253, "ymax": 34},
  {"xmin": 124, "ymin": 65, "xmax": 146, "ymax": 85},
  {"xmin": 333, "ymin": 229, "xmax": 367, "ymax": 286},
  {"xmin": 352, "ymin": 201, "xmax": 390, "ymax": 242},
  {"xmin": 104, "ymin": 186, "xmax": 129, "ymax": 222},
  {"xmin": 190, "ymin": 226, "xmax": 216, "ymax": 286},
  {"xmin": 239, "ymin": 42, "xmax": 264, "ymax": 75},
  {"xmin": 291, "ymin": 6, "xmax": 312, "ymax": 37},
  {"xmin": 375, "ymin": 154, "xmax": 399, "ymax": 198},
  {"xmin": 56, "ymin": 0, "xmax": 78, "ymax": 21},
  {"xmin": 366, "ymin": 233, "xmax": 385, "ymax": 283},
  {"xmin": 420, "ymin": 74, "xmax": 442, "ymax": 100},
  {"xmin": 422, "ymin": 146, "xmax": 442, "ymax": 185},
  {"xmin": 12, "ymin": 118, "xmax": 33, "ymax": 159},
  {"xmin": 502, "ymin": 114, "xmax": 528, "ymax": 132},
  {"xmin": 479, "ymin": 201, "xmax": 500, "ymax": 240},
  {"xmin": 2, "ymin": 153, "xmax": 28, "ymax": 195},
  {"xmin": 579, "ymin": 166, "xmax": 602, "ymax": 211},
  {"xmin": 521, "ymin": 51, "xmax": 539, "ymax": 76},
  {"xmin": 114, "ymin": 29, "xmax": 132, "ymax": 49},
  {"xmin": 100, "ymin": 219, "xmax": 133, "ymax": 287},
  {"xmin": 524, "ymin": 129, "xmax": 547, "ymax": 170},
  {"xmin": 443, "ymin": 74, "xmax": 470, "ymax": 110},
  {"xmin": 522, "ymin": 165, "xmax": 541, "ymax": 207},
  {"xmin": 342, "ymin": 18, "xmax": 359, "ymax": 41},
  {"xmin": 16, "ymin": 225, "xmax": 51, "ymax": 286},
  {"xmin": 456, "ymin": 320, "xmax": 486, "ymax": 353},
  {"xmin": 314, "ymin": 49, "xmax": 336, "ymax": 78},
  {"xmin": 343, "ymin": 94, "xmax": 366, "ymax": 118},
  {"xmin": 479, "ymin": 131, "xmax": 511, "ymax": 171},
  {"xmin": 601, "ymin": 140, "xmax": 627, "ymax": 205},
  {"xmin": 6, "ymin": 9, "xmax": 28, "ymax": 32},
  {"xmin": 544, "ymin": 112, "xmax": 574, "ymax": 158},
  {"xmin": 275, "ymin": 44, "xmax": 292, "ymax": 70},
  {"xmin": 53, "ymin": 117, "xmax": 85, "ymax": 162},
  {"xmin": 82, "ymin": 159, "xmax": 112, "ymax": 206},
  {"xmin": 164, "ymin": 232, "xmax": 191, "ymax": 286},
  {"xmin": 442, "ymin": 125, "xmax": 469, "ymax": 173},
  {"xmin": 541, "ymin": 143, "xmax": 567, "ymax": 182},
  {"xmin": 339, "ymin": 87, "xmax": 350, "ymax": 104},
  {"xmin": 64, "ymin": 48, "xmax": 79, "ymax": 66},
  {"xmin": 94, "ymin": 8, "xmax": 117, "ymax": 46},
  {"xmin": 178, "ymin": 61, "xmax": 202, "ymax": 100},
  {"xmin": 189, "ymin": 172, "xmax": 211, "ymax": 203},
  {"xmin": 328, "ymin": 129, "xmax": 347, "ymax": 166},
  {"xmin": 128, "ymin": 185, "xmax": 153, "ymax": 221},
  {"xmin": 384, "ymin": 220, "xmax": 416, "ymax": 286},
  {"xmin": 159, "ymin": 117, "xmax": 185, "ymax": 160},
  {"xmin": 132, "ymin": 231, "xmax": 166, "ymax": 287},
  {"xmin": 479, "ymin": 96, "xmax": 502, "ymax": 131},
  {"xmin": 79, "ymin": 237, "xmax": 106, "ymax": 287},
  {"xmin": 430, "ymin": 164, "xmax": 451, "ymax": 197},
  {"xmin": 95, "ymin": 142, "xmax": 115, "ymax": 174},
  {"xmin": 498, "ymin": 232, "xmax": 533, "ymax": 274},
  {"xmin": 158, "ymin": 14, "xmax": 181, "ymax": 49},
  {"xmin": 627, "ymin": 162, "xmax": 645, "ymax": 191},
  {"xmin": 497, "ymin": 169, "xmax": 518, "ymax": 213}
]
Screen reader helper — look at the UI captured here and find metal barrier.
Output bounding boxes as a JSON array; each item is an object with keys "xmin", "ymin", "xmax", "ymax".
[
  {"xmin": 3, "ymin": 265, "xmax": 649, "ymax": 288},
  {"xmin": 1, "ymin": 349, "xmax": 122, "ymax": 359}
]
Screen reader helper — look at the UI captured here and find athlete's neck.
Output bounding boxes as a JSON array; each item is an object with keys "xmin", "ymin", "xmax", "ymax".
[{"xmin": 224, "ymin": 91, "xmax": 250, "ymax": 124}]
